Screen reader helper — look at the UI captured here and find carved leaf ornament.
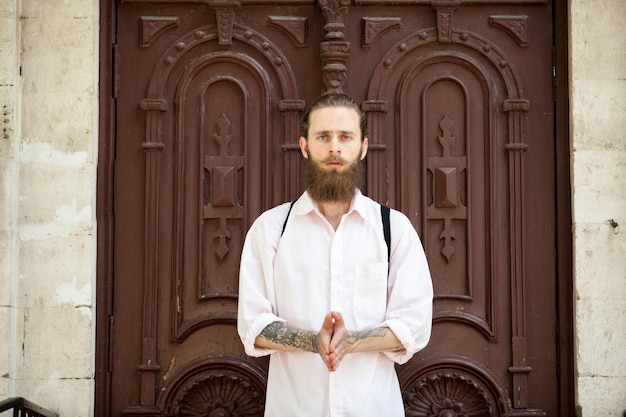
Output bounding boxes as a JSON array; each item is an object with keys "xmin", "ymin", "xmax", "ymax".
[
  {"xmin": 404, "ymin": 372, "xmax": 493, "ymax": 417},
  {"xmin": 171, "ymin": 373, "xmax": 264, "ymax": 417}
]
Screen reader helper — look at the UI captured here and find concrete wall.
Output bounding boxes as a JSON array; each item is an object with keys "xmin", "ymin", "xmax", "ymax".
[
  {"xmin": 0, "ymin": 1, "xmax": 98, "ymax": 416},
  {"xmin": 0, "ymin": 0, "xmax": 624, "ymax": 416},
  {"xmin": 570, "ymin": 0, "xmax": 626, "ymax": 416}
]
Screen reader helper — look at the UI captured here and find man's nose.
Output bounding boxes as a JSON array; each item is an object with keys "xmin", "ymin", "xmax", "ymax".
[{"xmin": 329, "ymin": 135, "xmax": 342, "ymax": 153}]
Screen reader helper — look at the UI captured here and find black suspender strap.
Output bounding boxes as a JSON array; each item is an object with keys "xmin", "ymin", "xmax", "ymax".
[
  {"xmin": 281, "ymin": 201, "xmax": 391, "ymax": 264},
  {"xmin": 281, "ymin": 200, "xmax": 297, "ymax": 237},
  {"xmin": 380, "ymin": 204, "xmax": 391, "ymax": 263}
]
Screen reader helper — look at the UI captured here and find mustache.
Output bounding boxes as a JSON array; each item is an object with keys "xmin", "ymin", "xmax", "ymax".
[{"xmin": 321, "ymin": 156, "xmax": 350, "ymax": 164}]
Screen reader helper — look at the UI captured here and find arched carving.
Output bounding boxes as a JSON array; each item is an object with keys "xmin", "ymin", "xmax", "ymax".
[
  {"xmin": 159, "ymin": 357, "xmax": 267, "ymax": 417},
  {"xmin": 146, "ymin": 24, "xmax": 299, "ymax": 99},
  {"xmin": 368, "ymin": 27, "xmax": 537, "ymax": 413},
  {"xmin": 399, "ymin": 357, "xmax": 509, "ymax": 417},
  {"xmin": 367, "ymin": 28, "xmax": 524, "ymax": 99},
  {"xmin": 170, "ymin": 53, "xmax": 271, "ymax": 343},
  {"xmin": 136, "ymin": 23, "xmax": 301, "ymax": 402},
  {"xmin": 391, "ymin": 52, "xmax": 498, "ymax": 341}
]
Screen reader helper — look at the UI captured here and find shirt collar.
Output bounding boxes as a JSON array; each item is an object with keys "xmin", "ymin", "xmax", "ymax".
[{"xmin": 297, "ymin": 189, "xmax": 370, "ymax": 221}]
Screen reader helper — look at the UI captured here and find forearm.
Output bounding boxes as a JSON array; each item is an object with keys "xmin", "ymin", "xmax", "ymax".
[
  {"xmin": 255, "ymin": 322, "xmax": 320, "ymax": 353},
  {"xmin": 340, "ymin": 326, "xmax": 404, "ymax": 354}
]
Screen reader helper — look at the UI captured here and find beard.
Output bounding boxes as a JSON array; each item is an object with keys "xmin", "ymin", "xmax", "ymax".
[{"xmin": 306, "ymin": 153, "xmax": 364, "ymax": 203}]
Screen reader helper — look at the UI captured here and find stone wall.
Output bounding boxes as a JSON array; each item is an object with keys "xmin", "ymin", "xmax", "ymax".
[
  {"xmin": 0, "ymin": 1, "xmax": 98, "ymax": 415},
  {"xmin": 570, "ymin": 0, "xmax": 626, "ymax": 416},
  {"xmin": 0, "ymin": 0, "xmax": 18, "ymax": 403}
]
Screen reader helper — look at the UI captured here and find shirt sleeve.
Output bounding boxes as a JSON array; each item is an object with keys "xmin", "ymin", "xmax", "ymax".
[
  {"xmin": 237, "ymin": 210, "xmax": 287, "ymax": 357},
  {"xmin": 380, "ymin": 211, "xmax": 434, "ymax": 364}
]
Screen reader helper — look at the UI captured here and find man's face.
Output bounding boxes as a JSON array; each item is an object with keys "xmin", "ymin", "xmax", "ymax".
[
  {"xmin": 299, "ymin": 106, "xmax": 369, "ymax": 202},
  {"xmin": 299, "ymin": 105, "xmax": 368, "ymax": 170}
]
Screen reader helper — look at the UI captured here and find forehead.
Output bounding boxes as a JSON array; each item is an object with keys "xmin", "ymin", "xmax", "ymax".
[{"xmin": 308, "ymin": 106, "xmax": 360, "ymax": 133}]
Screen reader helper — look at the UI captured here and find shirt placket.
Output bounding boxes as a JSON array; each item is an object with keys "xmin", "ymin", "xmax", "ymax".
[{"xmin": 328, "ymin": 222, "xmax": 344, "ymax": 415}]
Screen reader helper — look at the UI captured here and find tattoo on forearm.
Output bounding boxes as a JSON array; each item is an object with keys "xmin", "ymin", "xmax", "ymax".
[
  {"xmin": 352, "ymin": 327, "xmax": 389, "ymax": 339},
  {"xmin": 260, "ymin": 322, "xmax": 319, "ymax": 353},
  {"xmin": 343, "ymin": 327, "xmax": 391, "ymax": 347}
]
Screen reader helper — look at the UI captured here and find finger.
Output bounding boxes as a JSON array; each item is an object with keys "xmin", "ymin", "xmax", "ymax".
[
  {"xmin": 331, "ymin": 311, "xmax": 343, "ymax": 326},
  {"xmin": 327, "ymin": 352, "xmax": 337, "ymax": 372},
  {"xmin": 318, "ymin": 348, "xmax": 332, "ymax": 371},
  {"xmin": 322, "ymin": 312, "xmax": 334, "ymax": 332}
]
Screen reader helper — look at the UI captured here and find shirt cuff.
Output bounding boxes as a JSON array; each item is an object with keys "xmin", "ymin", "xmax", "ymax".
[
  {"xmin": 243, "ymin": 313, "xmax": 286, "ymax": 357},
  {"xmin": 382, "ymin": 318, "xmax": 418, "ymax": 364}
]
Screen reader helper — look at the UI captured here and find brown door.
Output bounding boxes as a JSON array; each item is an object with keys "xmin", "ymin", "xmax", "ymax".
[{"xmin": 98, "ymin": 0, "xmax": 571, "ymax": 415}]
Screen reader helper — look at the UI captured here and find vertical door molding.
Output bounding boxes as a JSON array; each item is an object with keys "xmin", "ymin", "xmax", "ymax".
[
  {"xmin": 502, "ymin": 98, "xmax": 536, "ymax": 414},
  {"xmin": 362, "ymin": 99, "xmax": 389, "ymax": 203},
  {"xmin": 279, "ymin": 99, "xmax": 307, "ymax": 200},
  {"xmin": 136, "ymin": 98, "xmax": 168, "ymax": 410}
]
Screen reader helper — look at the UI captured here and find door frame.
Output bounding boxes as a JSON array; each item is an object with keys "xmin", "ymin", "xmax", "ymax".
[
  {"xmin": 95, "ymin": 1, "xmax": 115, "ymax": 416},
  {"xmin": 553, "ymin": 0, "xmax": 575, "ymax": 414},
  {"xmin": 94, "ymin": 0, "xmax": 574, "ymax": 415}
]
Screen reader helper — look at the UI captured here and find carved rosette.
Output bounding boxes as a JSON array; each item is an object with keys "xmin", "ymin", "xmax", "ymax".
[
  {"xmin": 403, "ymin": 372, "xmax": 494, "ymax": 417},
  {"xmin": 170, "ymin": 372, "xmax": 264, "ymax": 417}
]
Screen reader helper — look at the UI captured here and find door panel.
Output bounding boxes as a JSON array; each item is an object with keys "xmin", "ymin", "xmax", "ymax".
[{"xmin": 108, "ymin": 0, "xmax": 561, "ymax": 415}]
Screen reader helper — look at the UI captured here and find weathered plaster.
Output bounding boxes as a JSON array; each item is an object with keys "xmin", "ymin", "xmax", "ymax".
[
  {"xmin": 0, "ymin": 0, "xmax": 18, "ymax": 403},
  {"xmin": 570, "ymin": 0, "xmax": 626, "ymax": 416},
  {"xmin": 0, "ymin": 1, "xmax": 98, "ymax": 415}
]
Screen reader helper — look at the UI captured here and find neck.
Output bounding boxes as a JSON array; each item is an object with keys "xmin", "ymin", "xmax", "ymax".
[{"xmin": 316, "ymin": 200, "xmax": 351, "ymax": 230}]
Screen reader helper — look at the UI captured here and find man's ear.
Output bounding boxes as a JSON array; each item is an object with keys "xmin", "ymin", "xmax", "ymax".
[
  {"xmin": 360, "ymin": 137, "xmax": 369, "ymax": 160},
  {"xmin": 299, "ymin": 136, "xmax": 309, "ymax": 158}
]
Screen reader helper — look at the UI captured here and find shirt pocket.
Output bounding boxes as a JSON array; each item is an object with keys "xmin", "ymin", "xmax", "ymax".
[{"xmin": 353, "ymin": 262, "xmax": 388, "ymax": 326}]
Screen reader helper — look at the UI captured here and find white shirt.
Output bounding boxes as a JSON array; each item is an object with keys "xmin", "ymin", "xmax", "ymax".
[{"xmin": 237, "ymin": 190, "xmax": 433, "ymax": 417}]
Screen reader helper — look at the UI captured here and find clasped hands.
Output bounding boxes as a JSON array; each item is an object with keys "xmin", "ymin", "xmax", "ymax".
[{"xmin": 316, "ymin": 311, "xmax": 357, "ymax": 372}]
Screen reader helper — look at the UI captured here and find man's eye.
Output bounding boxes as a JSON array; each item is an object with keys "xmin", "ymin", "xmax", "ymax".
[
  {"xmin": 342, "ymin": 135, "xmax": 352, "ymax": 141},
  {"xmin": 318, "ymin": 135, "xmax": 328, "ymax": 141}
]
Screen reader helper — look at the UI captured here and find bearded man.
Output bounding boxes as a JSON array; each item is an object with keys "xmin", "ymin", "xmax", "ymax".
[{"xmin": 237, "ymin": 93, "xmax": 433, "ymax": 417}]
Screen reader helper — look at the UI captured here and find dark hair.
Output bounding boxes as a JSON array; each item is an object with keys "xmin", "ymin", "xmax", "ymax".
[{"xmin": 300, "ymin": 93, "xmax": 367, "ymax": 140}]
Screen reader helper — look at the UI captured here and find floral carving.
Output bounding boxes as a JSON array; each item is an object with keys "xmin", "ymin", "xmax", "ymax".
[
  {"xmin": 404, "ymin": 372, "xmax": 494, "ymax": 417},
  {"xmin": 139, "ymin": 17, "xmax": 180, "ymax": 48},
  {"xmin": 171, "ymin": 372, "xmax": 264, "ymax": 417},
  {"xmin": 361, "ymin": 17, "xmax": 401, "ymax": 48},
  {"xmin": 268, "ymin": 16, "xmax": 308, "ymax": 47},
  {"xmin": 490, "ymin": 15, "xmax": 529, "ymax": 46}
]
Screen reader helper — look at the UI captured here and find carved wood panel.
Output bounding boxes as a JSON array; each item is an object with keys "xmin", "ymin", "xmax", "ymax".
[{"xmin": 108, "ymin": 0, "xmax": 561, "ymax": 416}]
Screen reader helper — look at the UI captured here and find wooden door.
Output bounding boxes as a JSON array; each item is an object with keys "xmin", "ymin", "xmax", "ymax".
[{"xmin": 98, "ymin": 0, "xmax": 571, "ymax": 415}]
